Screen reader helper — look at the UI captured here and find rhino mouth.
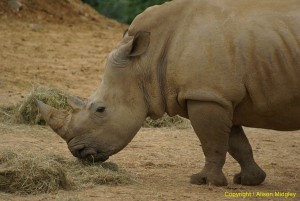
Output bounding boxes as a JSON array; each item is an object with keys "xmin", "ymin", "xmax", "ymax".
[
  {"xmin": 68, "ymin": 143, "xmax": 110, "ymax": 162},
  {"xmin": 87, "ymin": 154, "xmax": 109, "ymax": 162}
]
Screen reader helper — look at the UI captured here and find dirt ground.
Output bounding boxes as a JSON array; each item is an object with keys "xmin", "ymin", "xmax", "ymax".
[{"xmin": 0, "ymin": 1, "xmax": 299, "ymax": 200}]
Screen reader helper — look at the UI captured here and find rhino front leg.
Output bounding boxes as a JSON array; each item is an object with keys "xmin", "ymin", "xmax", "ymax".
[
  {"xmin": 228, "ymin": 126, "xmax": 266, "ymax": 185},
  {"xmin": 188, "ymin": 100, "xmax": 232, "ymax": 186}
]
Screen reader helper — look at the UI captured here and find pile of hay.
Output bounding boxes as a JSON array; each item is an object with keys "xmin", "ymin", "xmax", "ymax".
[
  {"xmin": 17, "ymin": 85, "xmax": 72, "ymax": 125},
  {"xmin": 0, "ymin": 151, "xmax": 135, "ymax": 195},
  {"xmin": 0, "ymin": 85, "xmax": 71, "ymax": 125},
  {"xmin": 143, "ymin": 114, "xmax": 191, "ymax": 129},
  {"xmin": 69, "ymin": 160, "xmax": 133, "ymax": 187},
  {"xmin": 0, "ymin": 151, "xmax": 70, "ymax": 194}
]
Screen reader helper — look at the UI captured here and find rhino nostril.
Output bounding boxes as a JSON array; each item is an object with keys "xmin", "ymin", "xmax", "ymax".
[
  {"xmin": 76, "ymin": 147, "xmax": 97, "ymax": 159},
  {"xmin": 68, "ymin": 144, "xmax": 98, "ymax": 160},
  {"xmin": 77, "ymin": 147, "xmax": 86, "ymax": 158},
  {"xmin": 69, "ymin": 144, "xmax": 85, "ymax": 158},
  {"xmin": 82, "ymin": 148, "xmax": 97, "ymax": 158},
  {"xmin": 72, "ymin": 147, "xmax": 85, "ymax": 158}
]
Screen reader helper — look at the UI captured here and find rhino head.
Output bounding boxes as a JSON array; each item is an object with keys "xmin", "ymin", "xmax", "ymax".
[{"xmin": 37, "ymin": 31, "xmax": 151, "ymax": 162}]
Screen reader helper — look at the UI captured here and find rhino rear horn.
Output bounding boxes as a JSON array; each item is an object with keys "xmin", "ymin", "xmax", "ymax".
[
  {"xmin": 67, "ymin": 96, "xmax": 84, "ymax": 111},
  {"xmin": 35, "ymin": 100, "xmax": 70, "ymax": 138}
]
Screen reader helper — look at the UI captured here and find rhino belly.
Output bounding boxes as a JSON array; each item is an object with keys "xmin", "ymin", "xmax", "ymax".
[{"xmin": 233, "ymin": 96, "xmax": 300, "ymax": 131}]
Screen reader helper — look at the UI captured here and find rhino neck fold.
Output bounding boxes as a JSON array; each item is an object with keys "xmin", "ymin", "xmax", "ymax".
[
  {"xmin": 138, "ymin": 63, "xmax": 165, "ymax": 120},
  {"xmin": 128, "ymin": 7, "xmax": 180, "ymax": 119},
  {"xmin": 139, "ymin": 35, "xmax": 174, "ymax": 120}
]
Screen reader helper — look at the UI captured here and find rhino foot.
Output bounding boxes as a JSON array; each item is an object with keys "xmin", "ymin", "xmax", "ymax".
[
  {"xmin": 233, "ymin": 165, "xmax": 266, "ymax": 185},
  {"xmin": 190, "ymin": 171, "xmax": 228, "ymax": 186}
]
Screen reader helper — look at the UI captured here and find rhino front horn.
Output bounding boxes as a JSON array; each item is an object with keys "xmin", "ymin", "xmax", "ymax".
[{"xmin": 35, "ymin": 100, "xmax": 70, "ymax": 138}]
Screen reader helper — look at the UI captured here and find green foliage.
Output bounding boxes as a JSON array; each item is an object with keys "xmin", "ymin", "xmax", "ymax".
[{"xmin": 82, "ymin": 0, "xmax": 170, "ymax": 24}]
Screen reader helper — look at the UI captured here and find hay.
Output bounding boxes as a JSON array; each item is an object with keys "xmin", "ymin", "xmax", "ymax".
[
  {"xmin": 0, "ymin": 151, "xmax": 135, "ymax": 195},
  {"xmin": 0, "ymin": 151, "xmax": 71, "ymax": 194},
  {"xmin": 0, "ymin": 106, "xmax": 15, "ymax": 123},
  {"xmin": 0, "ymin": 85, "xmax": 71, "ymax": 124},
  {"xmin": 17, "ymin": 85, "xmax": 71, "ymax": 125},
  {"xmin": 143, "ymin": 114, "xmax": 191, "ymax": 129},
  {"xmin": 69, "ymin": 160, "xmax": 134, "ymax": 186}
]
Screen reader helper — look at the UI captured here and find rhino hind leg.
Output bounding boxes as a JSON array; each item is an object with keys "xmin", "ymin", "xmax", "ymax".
[
  {"xmin": 188, "ymin": 100, "xmax": 232, "ymax": 186},
  {"xmin": 228, "ymin": 126, "xmax": 266, "ymax": 185}
]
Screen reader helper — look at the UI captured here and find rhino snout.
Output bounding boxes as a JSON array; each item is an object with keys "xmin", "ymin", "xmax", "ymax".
[{"xmin": 68, "ymin": 143, "xmax": 109, "ymax": 162}]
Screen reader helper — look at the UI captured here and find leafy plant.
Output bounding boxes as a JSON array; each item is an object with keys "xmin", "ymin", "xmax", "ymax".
[{"xmin": 82, "ymin": 0, "xmax": 170, "ymax": 24}]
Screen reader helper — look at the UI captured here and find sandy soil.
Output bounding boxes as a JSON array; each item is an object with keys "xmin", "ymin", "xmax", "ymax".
[
  {"xmin": 0, "ymin": 123, "xmax": 299, "ymax": 201},
  {"xmin": 0, "ymin": 1, "xmax": 299, "ymax": 200}
]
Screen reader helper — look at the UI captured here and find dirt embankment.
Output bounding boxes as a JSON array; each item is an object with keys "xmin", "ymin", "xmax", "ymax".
[
  {"xmin": 0, "ymin": 0, "xmax": 126, "ymax": 107},
  {"xmin": 0, "ymin": 0, "xmax": 108, "ymax": 24}
]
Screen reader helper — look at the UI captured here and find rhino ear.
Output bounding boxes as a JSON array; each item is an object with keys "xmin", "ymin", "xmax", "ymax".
[
  {"xmin": 118, "ymin": 31, "xmax": 150, "ymax": 58},
  {"xmin": 129, "ymin": 31, "xmax": 150, "ymax": 57},
  {"xmin": 67, "ymin": 96, "xmax": 84, "ymax": 111}
]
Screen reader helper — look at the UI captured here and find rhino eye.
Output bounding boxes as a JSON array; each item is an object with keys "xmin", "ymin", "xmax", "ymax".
[{"xmin": 96, "ymin": 107, "xmax": 106, "ymax": 113}]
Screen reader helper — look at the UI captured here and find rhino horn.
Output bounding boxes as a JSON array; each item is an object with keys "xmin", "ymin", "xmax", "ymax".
[
  {"xmin": 35, "ymin": 100, "xmax": 70, "ymax": 138},
  {"xmin": 67, "ymin": 96, "xmax": 84, "ymax": 111}
]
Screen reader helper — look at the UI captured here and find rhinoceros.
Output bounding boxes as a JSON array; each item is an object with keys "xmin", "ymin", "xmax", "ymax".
[{"xmin": 36, "ymin": 0, "xmax": 300, "ymax": 186}]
